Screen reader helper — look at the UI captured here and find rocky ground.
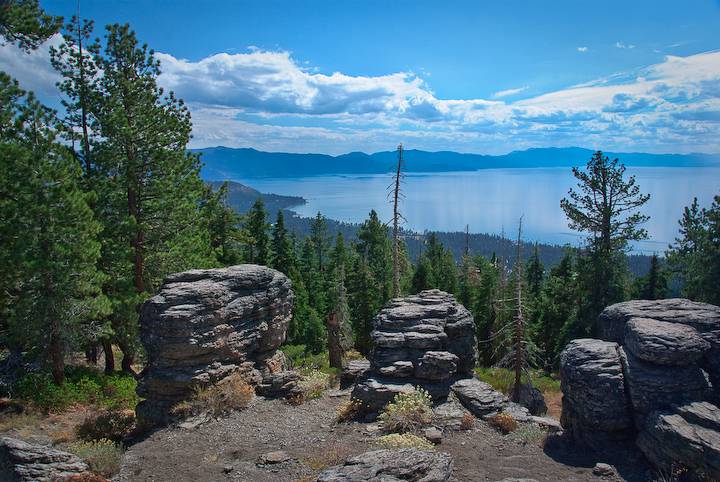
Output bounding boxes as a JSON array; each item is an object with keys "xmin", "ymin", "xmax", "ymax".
[{"xmin": 115, "ymin": 388, "xmax": 652, "ymax": 482}]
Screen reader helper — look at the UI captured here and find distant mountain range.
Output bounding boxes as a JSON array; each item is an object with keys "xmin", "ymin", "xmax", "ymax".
[{"xmin": 195, "ymin": 146, "xmax": 720, "ymax": 180}]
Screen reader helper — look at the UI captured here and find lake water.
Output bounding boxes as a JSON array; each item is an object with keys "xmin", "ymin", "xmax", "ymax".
[{"xmin": 243, "ymin": 167, "xmax": 720, "ymax": 254}]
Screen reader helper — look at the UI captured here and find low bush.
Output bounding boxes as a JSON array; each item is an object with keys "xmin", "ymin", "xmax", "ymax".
[
  {"xmin": 459, "ymin": 412, "xmax": 475, "ymax": 430},
  {"xmin": 76, "ymin": 409, "xmax": 136, "ymax": 443},
  {"xmin": 379, "ymin": 387, "xmax": 433, "ymax": 434},
  {"xmin": 375, "ymin": 433, "xmax": 434, "ymax": 450},
  {"xmin": 65, "ymin": 439, "xmax": 123, "ymax": 477},
  {"xmin": 489, "ymin": 412, "xmax": 518, "ymax": 434},
  {"xmin": 173, "ymin": 372, "xmax": 254, "ymax": 418},
  {"xmin": 297, "ymin": 370, "xmax": 331, "ymax": 401},
  {"xmin": 12, "ymin": 368, "xmax": 139, "ymax": 412},
  {"xmin": 511, "ymin": 423, "xmax": 548, "ymax": 446},
  {"xmin": 335, "ymin": 399, "xmax": 363, "ymax": 422}
]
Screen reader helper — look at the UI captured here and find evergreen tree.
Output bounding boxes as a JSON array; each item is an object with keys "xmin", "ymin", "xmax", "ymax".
[
  {"xmin": 560, "ymin": 151, "xmax": 650, "ymax": 335},
  {"xmin": 471, "ymin": 255, "xmax": 499, "ymax": 365},
  {"xmin": 411, "ymin": 255, "xmax": 435, "ymax": 293},
  {"xmin": 310, "ymin": 211, "xmax": 330, "ymax": 274},
  {"xmin": 425, "ymin": 232, "xmax": 458, "ymax": 293},
  {"xmin": 632, "ymin": 254, "xmax": 669, "ymax": 300},
  {"xmin": 270, "ymin": 210, "xmax": 294, "ymax": 274},
  {"xmin": 0, "ymin": 83, "xmax": 108, "ymax": 383},
  {"xmin": 91, "ymin": 24, "xmax": 215, "ymax": 370},
  {"xmin": 0, "ymin": 0, "xmax": 61, "ymax": 51},
  {"xmin": 243, "ymin": 198, "xmax": 269, "ymax": 265},
  {"xmin": 202, "ymin": 182, "xmax": 243, "ymax": 266},
  {"xmin": 525, "ymin": 245, "xmax": 544, "ymax": 302}
]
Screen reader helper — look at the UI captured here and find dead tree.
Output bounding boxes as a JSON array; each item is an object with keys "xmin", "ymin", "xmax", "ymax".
[
  {"xmin": 391, "ymin": 143, "xmax": 405, "ymax": 298},
  {"xmin": 511, "ymin": 217, "xmax": 525, "ymax": 402}
]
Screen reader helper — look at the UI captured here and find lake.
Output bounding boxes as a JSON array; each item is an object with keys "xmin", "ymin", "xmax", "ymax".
[{"xmin": 242, "ymin": 167, "xmax": 720, "ymax": 254}]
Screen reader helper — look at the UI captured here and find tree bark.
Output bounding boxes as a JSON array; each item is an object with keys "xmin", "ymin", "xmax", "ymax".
[
  {"xmin": 102, "ymin": 338, "xmax": 115, "ymax": 373},
  {"xmin": 326, "ymin": 312, "xmax": 343, "ymax": 370}
]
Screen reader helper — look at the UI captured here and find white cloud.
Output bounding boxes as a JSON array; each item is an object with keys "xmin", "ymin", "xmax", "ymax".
[
  {"xmin": 1, "ymin": 36, "xmax": 719, "ymax": 154},
  {"xmin": 615, "ymin": 42, "xmax": 636, "ymax": 49},
  {"xmin": 577, "ymin": 47, "xmax": 588, "ymax": 52},
  {"xmin": 492, "ymin": 86, "xmax": 528, "ymax": 98}
]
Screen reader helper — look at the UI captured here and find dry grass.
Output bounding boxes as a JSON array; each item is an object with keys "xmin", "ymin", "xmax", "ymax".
[
  {"xmin": 459, "ymin": 413, "xmax": 476, "ymax": 431},
  {"xmin": 489, "ymin": 412, "xmax": 518, "ymax": 434},
  {"xmin": 375, "ymin": 433, "xmax": 435, "ymax": 450},
  {"xmin": 304, "ymin": 444, "xmax": 354, "ymax": 472},
  {"xmin": 511, "ymin": 423, "xmax": 549, "ymax": 447},
  {"xmin": 171, "ymin": 372, "xmax": 254, "ymax": 418},
  {"xmin": 76, "ymin": 409, "xmax": 136, "ymax": 443},
  {"xmin": 65, "ymin": 439, "xmax": 123, "ymax": 478},
  {"xmin": 335, "ymin": 399, "xmax": 363, "ymax": 422},
  {"xmin": 298, "ymin": 370, "xmax": 332, "ymax": 401}
]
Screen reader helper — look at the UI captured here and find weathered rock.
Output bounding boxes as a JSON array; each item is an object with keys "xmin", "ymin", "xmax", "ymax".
[
  {"xmin": 0, "ymin": 437, "xmax": 96, "ymax": 482},
  {"xmin": 258, "ymin": 450, "xmax": 292, "ymax": 465},
  {"xmin": 315, "ymin": 449, "xmax": 453, "ymax": 482},
  {"xmin": 598, "ymin": 298, "xmax": 720, "ymax": 343},
  {"xmin": 528, "ymin": 416, "xmax": 563, "ymax": 433},
  {"xmin": 352, "ymin": 290, "xmax": 477, "ymax": 411},
  {"xmin": 256, "ymin": 370, "xmax": 301, "ymax": 399},
  {"xmin": 415, "ymin": 351, "xmax": 459, "ymax": 381},
  {"xmin": 624, "ymin": 317, "xmax": 709, "ymax": 366},
  {"xmin": 136, "ymin": 264, "xmax": 293, "ymax": 426},
  {"xmin": 637, "ymin": 401, "xmax": 720, "ymax": 480},
  {"xmin": 516, "ymin": 383, "xmax": 547, "ymax": 416},
  {"xmin": 450, "ymin": 378, "xmax": 506, "ymax": 417},
  {"xmin": 340, "ymin": 359, "xmax": 370, "ymax": 388},
  {"xmin": 592, "ymin": 462, "xmax": 615, "ymax": 476},
  {"xmin": 432, "ymin": 396, "xmax": 471, "ymax": 430},
  {"xmin": 619, "ymin": 347, "xmax": 710, "ymax": 416},
  {"xmin": 559, "ymin": 339, "xmax": 634, "ymax": 445},
  {"xmin": 423, "ymin": 427, "xmax": 443, "ymax": 444}
]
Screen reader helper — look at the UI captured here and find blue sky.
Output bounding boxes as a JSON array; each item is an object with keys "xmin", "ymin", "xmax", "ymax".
[{"xmin": 2, "ymin": 0, "xmax": 720, "ymax": 154}]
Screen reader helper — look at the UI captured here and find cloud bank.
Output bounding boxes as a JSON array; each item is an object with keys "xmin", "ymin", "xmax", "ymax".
[{"xmin": 1, "ymin": 37, "xmax": 719, "ymax": 154}]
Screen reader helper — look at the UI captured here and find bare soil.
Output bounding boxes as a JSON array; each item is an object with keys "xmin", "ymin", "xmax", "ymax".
[{"xmin": 115, "ymin": 390, "xmax": 653, "ymax": 482}]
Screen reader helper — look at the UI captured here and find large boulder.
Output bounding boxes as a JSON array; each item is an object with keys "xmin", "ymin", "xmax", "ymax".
[
  {"xmin": 450, "ymin": 378, "xmax": 529, "ymax": 420},
  {"xmin": 637, "ymin": 402, "xmax": 720, "ymax": 480},
  {"xmin": 0, "ymin": 437, "xmax": 97, "ymax": 481},
  {"xmin": 562, "ymin": 299, "xmax": 720, "ymax": 477},
  {"xmin": 559, "ymin": 339, "xmax": 634, "ymax": 446},
  {"xmin": 136, "ymin": 264, "xmax": 293, "ymax": 426},
  {"xmin": 316, "ymin": 449, "xmax": 453, "ymax": 482},
  {"xmin": 352, "ymin": 290, "xmax": 477, "ymax": 411}
]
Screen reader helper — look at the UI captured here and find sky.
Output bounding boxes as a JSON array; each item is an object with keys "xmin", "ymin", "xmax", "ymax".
[{"xmin": 2, "ymin": 0, "xmax": 720, "ymax": 155}]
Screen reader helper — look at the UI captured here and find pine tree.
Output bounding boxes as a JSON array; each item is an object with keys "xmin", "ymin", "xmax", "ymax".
[
  {"xmin": 0, "ymin": 83, "xmax": 108, "ymax": 384},
  {"xmin": 310, "ymin": 211, "xmax": 330, "ymax": 274},
  {"xmin": 244, "ymin": 198, "xmax": 269, "ymax": 265},
  {"xmin": 633, "ymin": 254, "xmax": 669, "ymax": 300},
  {"xmin": 270, "ymin": 210, "xmax": 294, "ymax": 274},
  {"xmin": 391, "ymin": 143, "xmax": 404, "ymax": 298},
  {"xmin": 411, "ymin": 255, "xmax": 435, "ymax": 293},
  {"xmin": 560, "ymin": 151, "xmax": 650, "ymax": 334},
  {"xmin": 425, "ymin": 233, "xmax": 458, "ymax": 293},
  {"xmin": 91, "ymin": 24, "xmax": 215, "ymax": 371},
  {"xmin": 0, "ymin": 0, "xmax": 61, "ymax": 51},
  {"xmin": 202, "ymin": 182, "xmax": 243, "ymax": 266}
]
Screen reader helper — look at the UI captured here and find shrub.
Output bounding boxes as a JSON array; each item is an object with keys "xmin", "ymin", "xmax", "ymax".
[
  {"xmin": 297, "ymin": 370, "xmax": 331, "ymax": 401},
  {"xmin": 511, "ymin": 423, "xmax": 548, "ymax": 446},
  {"xmin": 336, "ymin": 399, "xmax": 363, "ymax": 422},
  {"xmin": 459, "ymin": 413, "xmax": 475, "ymax": 431},
  {"xmin": 375, "ymin": 433, "xmax": 434, "ymax": 450},
  {"xmin": 65, "ymin": 439, "xmax": 123, "ymax": 477},
  {"xmin": 76, "ymin": 410, "xmax": 136, "ymax": 443},
  {"xmin": 489, "ymin": 412, "xmax": 518, "ymax": 434},
  {"xmin": 379, "ymin": 387, "xmax": 433, "ymax": 434},
  {"xmin": 175, "ymin": 372, "xmax": 254, "ymax": 418}
]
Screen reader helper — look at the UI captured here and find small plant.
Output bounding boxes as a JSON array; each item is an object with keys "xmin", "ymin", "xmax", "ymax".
[
  {"xmin": 65, "ymin": 439, "xmax": 123, "ymax": 477},
  {"xmin": 489, "ymin": 412, "xmax": 518, "ymax": 434},
  {"xmin": 335, "ymin": 399, "xmax": 363, "ymax": 422},
  {"xmin": 511, "ymin": 423, "xmax": 548, "ymax": 446},
  {"xmin": 297, "ymin": 370, "xmax": 331, "ymax": 401},
  {"xmin": 344, "ymin": 350, "xmax": 365, "ymax": 361},
  {"xmin": 304, "ymin": 444, "xmax": 354, "ymax": 472},
  {"xmin": 459, "ymin": 413, "xmax": 475, "ymax": 431},
  {"xmin": 171, "ymin": 372, "xmax": 254, "ymax": 418},
  {"xmin": 76, "ymin": 409, "xmax": 136, "ymax": 443},
  {"xmin": 375, "ymin": 433, "xmax": 434, "ymax": 450},
  {"xmin": 379, "ymin": 387, "xmax": 433, "ymax": 434}
]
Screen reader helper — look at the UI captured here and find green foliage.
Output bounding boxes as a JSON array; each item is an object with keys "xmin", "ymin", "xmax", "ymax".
[
  {"xmin": 0, "ymin": 0, "xmax": 62, "ymax": 51},
  {"xmin": 474, "ymin": 367, "xmax": 560, "ymax": 394},
  {"xmin": 65, "ymin": 439, "xmax": 123, "ymax": 477},
  {"xmin": 632, "ymin": 253, "xmax": 669, "ymax": 300},
  {"xmin": 12, "ymin": 368, "xmax": 139, "ymax": 412},
  {"xmin": 297, "ymin": 369, "xmax": 331, "ymax": 400},
  {"xmin": 379, "ymin": 388, "xmax": 433, "ymax": 434},
  {"xmin": 202, "ymin": 182, "xmax": 244, "ymax": 266},
  {"xmin": 76, "ymin": 409, "xmax": 136, "ymax": 443},
  {"xmin": 243, "ymin": 198, "xmax": 269, "ymax": 264}
]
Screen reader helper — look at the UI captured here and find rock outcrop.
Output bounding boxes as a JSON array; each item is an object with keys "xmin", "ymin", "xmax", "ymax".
[
  {"xmin": 136, "ymin": 264, "xmax": 293, "ymax": 426},
  {"xmin": 316, "ymin": 449, "xmax": 453, "ymax": 482},
  {"xmin": 0, "ymin": 437, "xmax": 97, "ymax": 481},
  {"xmin": 561, "ymin": 299, "xmax": 720, "ymax": 478},
  {"xmin": 450, "ymin": 378, "xmax": 530, "ymax": 421},
  {"xmin": 352, "ymin": 290, "xmax": 477, "ymax": 411}
]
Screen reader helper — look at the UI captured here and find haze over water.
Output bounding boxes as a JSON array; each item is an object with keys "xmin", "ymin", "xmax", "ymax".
[{"xmin": 245, "ymin": 166, "xmax": 720, "ymax": 255}]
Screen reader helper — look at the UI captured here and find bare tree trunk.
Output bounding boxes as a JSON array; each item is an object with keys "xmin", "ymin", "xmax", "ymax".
[
  {"xmin": 49, "ymin": 320, "xmax": 65, "ymax": 385},
  {"xmin": 391, "ymin": 143, "xmax": 403, "ymax": 298},
  {"xmin": 102, "ymin": 338, "xmax": 115, "ymax": 374},
  {"xmin": 465, "ymin": 224, "xmax": 469, "ymax": 257},
  {"xmin": 326, "ymin": 312, "xmax": 342, "ymax": 369},
  {"xmin": 512, "ymin": 218, "xmax": 524, "ymax": 403},
  {"xmin": 119, "ymin": 341, "xmax": 136, "ymax": 375},
  {"xmin": 85, "ymin": 345, "xmax": 99, "ymax": 365}
]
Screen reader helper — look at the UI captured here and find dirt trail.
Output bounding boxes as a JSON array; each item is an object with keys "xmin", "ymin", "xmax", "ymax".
[{"xmin": 116, "ymin": 390, "xmax": 651, "ymax": 482}]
